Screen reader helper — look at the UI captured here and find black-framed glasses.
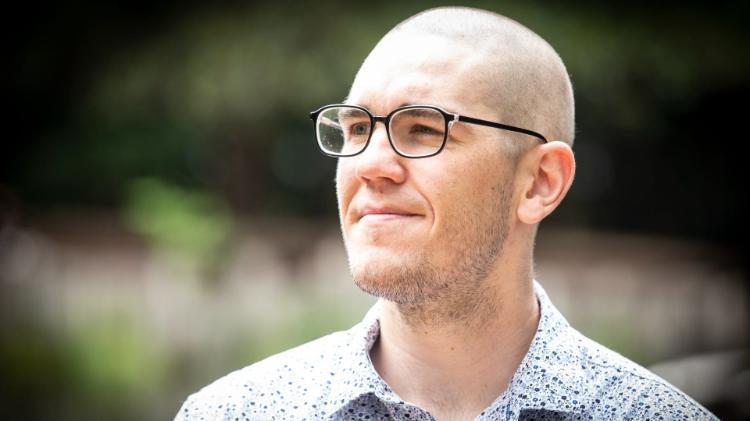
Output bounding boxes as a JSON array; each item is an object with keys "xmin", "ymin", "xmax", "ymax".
[{"xmin": 309, "ymin": 104, "xmax": 547, "ymax": 159}]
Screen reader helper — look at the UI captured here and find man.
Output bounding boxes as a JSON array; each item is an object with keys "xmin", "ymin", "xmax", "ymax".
[{"xmin": 176, "ymin": 7, "xmax": 716, "ymax": 420}]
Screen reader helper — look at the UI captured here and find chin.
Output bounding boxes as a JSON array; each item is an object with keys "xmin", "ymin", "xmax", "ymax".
[{"xmin": 347, "ymin": 248, "xmax": 439, "ymax": 305}]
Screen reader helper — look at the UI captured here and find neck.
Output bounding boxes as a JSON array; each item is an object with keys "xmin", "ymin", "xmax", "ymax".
[{"xmin": 370, "ymin": 260, "xmax": 539, "ymax": 420}]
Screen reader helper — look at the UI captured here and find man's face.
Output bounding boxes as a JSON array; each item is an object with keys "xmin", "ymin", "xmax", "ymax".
[{"xmin": 336, "ymin": 34, "xmax": 519, "ymax": 305}]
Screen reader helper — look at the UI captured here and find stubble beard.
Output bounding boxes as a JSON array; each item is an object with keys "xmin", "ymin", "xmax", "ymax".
[{"xmin": 346, "ymin": 181, "xmax": 513, "ymax": 328}]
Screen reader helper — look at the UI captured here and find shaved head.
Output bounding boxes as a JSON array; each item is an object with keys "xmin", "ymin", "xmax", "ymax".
[{"xmin": 351, "ymin": 7, "xmax": 575, "ymax": 147}]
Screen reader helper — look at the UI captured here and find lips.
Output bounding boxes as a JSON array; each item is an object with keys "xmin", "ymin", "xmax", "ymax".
[{"xmin": 356, "ymin": 206, "xmax": 421, "ymax": 222}]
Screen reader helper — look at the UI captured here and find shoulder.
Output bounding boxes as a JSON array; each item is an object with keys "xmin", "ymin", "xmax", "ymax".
[
  {"xmin": 527, "ymin": 282, "xmax": 717, "ymax": 420},
  {"xmin": 174, "ymin": 329, "xmax": 354, "ymax": 421},
  {"xmin": 551, "ymin": 327, "xmax": 717, "ymax": 420}
]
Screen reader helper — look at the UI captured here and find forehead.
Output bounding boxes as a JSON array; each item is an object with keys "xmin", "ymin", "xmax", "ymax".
[{"xmin": 347, "ymin": 33, "xmax": 494, "ymax": 116}]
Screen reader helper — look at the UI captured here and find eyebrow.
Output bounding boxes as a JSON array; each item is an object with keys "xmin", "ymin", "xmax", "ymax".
[
  {"xmin": 338, "ymin": 108, "xmax": 368, "ymax": 119},
  {"xmin": 399, "ymin": 108, "xmax": 445, "ymax": 119}
]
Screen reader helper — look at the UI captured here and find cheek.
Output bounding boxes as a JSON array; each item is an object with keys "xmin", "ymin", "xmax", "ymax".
[
  {"xmin": 430, "ymin": 152, "xmax": 510, "ymax": 220},
  {"xmin": 335, "ymin": 162, "xmax": 357, "ymax": 217}
]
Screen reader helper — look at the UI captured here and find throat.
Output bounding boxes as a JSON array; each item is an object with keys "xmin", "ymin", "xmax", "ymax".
[{"xmin": 370, "ymin": 283, "xmax": 540, "ymax": 419}]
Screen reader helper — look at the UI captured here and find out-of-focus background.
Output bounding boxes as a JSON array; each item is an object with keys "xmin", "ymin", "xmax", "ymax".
[{"xmin": 2, "ymin": 0, "xmax": 749, "ymax": 419}]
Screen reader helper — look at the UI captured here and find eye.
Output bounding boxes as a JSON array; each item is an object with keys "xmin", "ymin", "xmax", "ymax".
[
  {"xmin": 352, "ymin": 123, "xmax": 369, "ymax": 135},
  {"xmin": 410, "ymin": 124, "xmax": 441, "ymax": 135}
]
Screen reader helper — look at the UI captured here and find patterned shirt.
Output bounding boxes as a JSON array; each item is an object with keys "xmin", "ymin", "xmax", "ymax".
[{"xmin": 175, "ymin": 281, "xmax": 717, "ymax": 420}]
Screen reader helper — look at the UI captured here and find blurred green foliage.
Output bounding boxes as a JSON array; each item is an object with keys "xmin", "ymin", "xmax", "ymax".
[
  {"xmin": 66, "ymin": 314, "xmax": 167, "ymax": 399},
  {"xmin": 0, "ymin": 310, "xmax": 166, "ymax": 421},
  {"xmin": 124, "ymin": 177, "xmax": 232, "ymax": 277}
]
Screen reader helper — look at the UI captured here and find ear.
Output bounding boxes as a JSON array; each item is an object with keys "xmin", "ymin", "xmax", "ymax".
[{"xmin": 517, "ymin": 142, "xmax": 575, "ymax": 224}]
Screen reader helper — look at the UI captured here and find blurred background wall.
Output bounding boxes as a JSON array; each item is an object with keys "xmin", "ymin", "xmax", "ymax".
[{"xmin": 1, "ymin": 0, "xmax": 748, "ymax": 419}]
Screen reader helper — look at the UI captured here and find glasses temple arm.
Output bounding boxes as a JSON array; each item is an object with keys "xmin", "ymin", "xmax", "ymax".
[{"xmin": 456, "ymin": 115, "xmax": 547, "ymax": 143}]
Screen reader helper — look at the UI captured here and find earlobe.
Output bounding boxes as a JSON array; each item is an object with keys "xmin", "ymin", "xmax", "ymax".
[{"xmin": 517, "ymin": 142, "xmax": 575, "ymax": 224}]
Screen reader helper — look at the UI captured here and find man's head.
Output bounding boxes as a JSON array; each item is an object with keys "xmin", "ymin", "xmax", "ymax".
[{"xmin": 333, "ymin": 7, "xmax": 575, "ymax": 317}]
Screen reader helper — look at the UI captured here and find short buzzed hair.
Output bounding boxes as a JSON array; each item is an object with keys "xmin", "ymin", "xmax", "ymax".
[{"xmin": 381, "ymin": 7, "xmax": 575, "ymax": 146}]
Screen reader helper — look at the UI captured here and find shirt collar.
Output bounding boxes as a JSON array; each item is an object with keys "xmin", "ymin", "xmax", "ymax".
[
  {"xmin": 327, "ymin": 301, "xmax": 399, "ymax": 408},
  {"xmin": 495, "ymin": 281, "xmax": 581, "ymax": 417},
  {"xmin": 327, "ymin": 281, "xmax": 579, "ymax": 418}
]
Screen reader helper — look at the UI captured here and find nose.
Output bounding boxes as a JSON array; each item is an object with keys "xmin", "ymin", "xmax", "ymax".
[{"xmin": 354, "ymin": 123, "xmax": 407, "ymax": 187}]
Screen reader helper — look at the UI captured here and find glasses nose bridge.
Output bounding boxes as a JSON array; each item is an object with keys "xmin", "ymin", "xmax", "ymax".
[
  {"xmin": 354, "ymin": 112, "xmax": 401, "ymax": 159},
  {"xmin": 367, "ymin": 114, "xmax": 394, "ymax": 148},
  {"xmin": 371, "ymin": 115, "xmax": 389, "ymax": 130}
]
